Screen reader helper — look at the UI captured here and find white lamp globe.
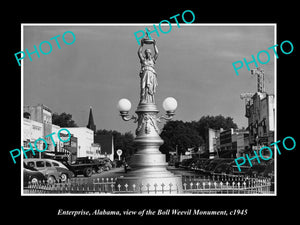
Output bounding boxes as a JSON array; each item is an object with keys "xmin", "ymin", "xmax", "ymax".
[
  {"xmin": 162, "ymin": 97, "xmax": 177, "ymax": 112},
  {"xmin": 117, "ymin": 98, "xmax": 132, "ymax": 112}
]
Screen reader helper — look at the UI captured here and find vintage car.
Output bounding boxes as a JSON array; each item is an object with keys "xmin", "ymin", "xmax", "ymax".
[
  {"xmin": 23, "ymin": 163, "xmax": 47, "ymax": 186},
  {"xmin": 24, "ymin": 158, "xmax": 74, "ymax": 183}
]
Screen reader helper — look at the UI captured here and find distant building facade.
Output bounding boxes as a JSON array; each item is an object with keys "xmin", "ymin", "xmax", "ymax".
[
  {"xmin": 24, "ymin": 104, "xmax": 55, "ymax": 152},
  {"xmin": 207, "ymin": 128, "xmax": 221, "ymax": 159},
  {"xmin": 64, "ymin": 127, "xmax": 95, "ymax": 159},
  {"xmin": 236, "ymin": 131, "xmax": 250, "ymax": 158},
  {"xmin": 23, "ymin": 104, "xmax": 78, "ymax": 160},
  {"xmin": 23, "ymin": 118, "xmax": 44, "ymax": 158},
  {"xmin": 245, "ymin": 92, "xmax": 275, "ymax": 157},
  {"xmin": 217, "ymin": 128, "xmax": 249, "ymax": 158},
  {"xmin": 23, "ymin": 104, "xmax": 115, "ymax": 161},
  {"xmin": 219, "ymin": 129, "xmax": 235, "ymax": 158}
]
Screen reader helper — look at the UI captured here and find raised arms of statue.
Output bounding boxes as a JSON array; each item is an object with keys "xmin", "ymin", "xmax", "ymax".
[
  {"xmin": 137, "ymin": 39, "xmax": 159, "ymax": 62},
  {"xmin": 137, "ymin": 41, "xmax": 144, "ymax": 61}
]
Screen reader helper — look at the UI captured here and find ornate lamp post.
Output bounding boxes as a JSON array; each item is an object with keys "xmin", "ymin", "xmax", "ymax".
[{"xmin": 116, "ymin": 34, "xmax": 183, "ymax": 194}]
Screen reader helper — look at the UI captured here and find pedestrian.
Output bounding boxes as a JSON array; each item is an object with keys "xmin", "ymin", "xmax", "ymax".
[{"xmin": 123, "ymin": 159, "xmax": 128, "ymax": 173}]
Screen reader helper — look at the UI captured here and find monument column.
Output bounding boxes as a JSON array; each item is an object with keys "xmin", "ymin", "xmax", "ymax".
[{"xmin": 116, "ymin": 34, "xmax": 183, "ymax": 194}]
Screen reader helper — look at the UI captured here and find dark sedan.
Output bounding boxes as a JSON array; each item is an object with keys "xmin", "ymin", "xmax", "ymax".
[{"xmin": 23, "ymin": 163, "xmax": 47, "ymax": 187}]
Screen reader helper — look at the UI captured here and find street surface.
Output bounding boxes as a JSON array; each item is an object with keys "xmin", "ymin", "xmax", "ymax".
[{"xmin": 70, "ymin": 166, "xmax": 199, "ymax": 185}]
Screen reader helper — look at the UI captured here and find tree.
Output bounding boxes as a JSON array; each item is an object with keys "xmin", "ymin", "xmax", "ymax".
[
  {"xmin": 95, "ymin": 129, "xmax": 137, "ymax": 159},
  {"xmin": 159, "ymin": 115, "xmax": 238, "ymax": 159},
  {"xmin": 52, "ymin": 112, "xmax": 78, "ymax": 127},
  {"xmin": 191, "ymin": 115, "xmax": 238, "ymax": 141},
  {"xmin": 160, "ymin": 120, "xmax": 204, "ymax": 158}
]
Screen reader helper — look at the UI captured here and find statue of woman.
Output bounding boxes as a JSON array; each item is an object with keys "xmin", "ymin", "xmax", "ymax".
[{"xmin": 138, "ymin": 39, "xmax": 159, "ymax": 104}]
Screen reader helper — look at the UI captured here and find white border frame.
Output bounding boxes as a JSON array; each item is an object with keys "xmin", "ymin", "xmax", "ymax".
[{"xmin": 21, "ymin": 23, "xmax": 277, "ymax": 196}]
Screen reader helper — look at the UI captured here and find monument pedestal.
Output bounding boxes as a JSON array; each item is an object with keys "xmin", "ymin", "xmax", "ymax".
[{"xmin": 116, "ymin": 103, "xmax": 183, "ymax": 194}]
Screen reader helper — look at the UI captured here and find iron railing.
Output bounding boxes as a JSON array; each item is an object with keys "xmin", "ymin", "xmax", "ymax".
[{"xmin": 23, "ymin": 174, "xmax": 273, "ymax": 195}]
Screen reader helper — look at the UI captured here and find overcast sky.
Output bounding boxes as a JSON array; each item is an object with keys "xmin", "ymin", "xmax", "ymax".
[{"xmin": 23, "ymin": 24, "xmax": 275, "ymax": 134}]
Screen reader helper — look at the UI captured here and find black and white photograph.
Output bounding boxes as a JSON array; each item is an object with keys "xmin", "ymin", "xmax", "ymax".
[
  {"xmin": 21, "ymin": 24, "xmax": 276, "ymax": 196},
  {"xmin": 4, "ymin": 5, "xmax": 298, "ymax": 224}
]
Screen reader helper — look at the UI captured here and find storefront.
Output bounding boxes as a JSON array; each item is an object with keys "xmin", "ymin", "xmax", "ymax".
[
  {"xmin": 63, "ymin": 127, "xmax": 94, "ymax": 159},
  {"xmin": 23, "ymin": 118, "xmax": 44, "ymax": 158}
]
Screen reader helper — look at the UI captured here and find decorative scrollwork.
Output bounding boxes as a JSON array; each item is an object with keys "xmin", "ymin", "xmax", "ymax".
[
  {"xmin": 135, "ymin": 113, "xmax": 160, "ymax": 135},
  {"xmin": 120, "ymin": 113, "xmax": 138, "ymax": 122}
]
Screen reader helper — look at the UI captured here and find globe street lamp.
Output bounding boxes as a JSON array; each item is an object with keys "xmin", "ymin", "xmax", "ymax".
[
  {"xmin": 117, "ymin": 98, "xmax": 131, "ymax": 112},
  {"xmin": 161, "ymin": 97, "xmax": 177, "ymax": 119},
  {"xmin": 117, "ymin": 98, "xmax": 137, "ymax": 122},
  {"xmin": 116, "ymin": 35, "xmax": 183, "ymax": 194}
]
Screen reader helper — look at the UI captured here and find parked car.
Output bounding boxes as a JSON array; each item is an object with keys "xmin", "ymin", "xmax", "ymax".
[
  {"xmin": 203, "ymin": 160, "xmax": 221, "ymax": 174},
  {"xmin": 114, "ymin": 160, "xmax": 124, "ymax": 168},
  {"xmin": 96, "ymin": 158, "xmax": 113, "ymax": 171},
  {"xmin": 250, "ymin": 164, "xmax": 267, "ymax": 176},
  {"xmin": 24, "ymin": 158, "xmax": 74, "ymax": 183},
  {"xmin": 179, "ymin": 158, "xmax": 194, "ymax": 169},
  {"xmin": 213, "ymin": 163, "xmax": 233, "ymax": 174},
  {"xmin": 198, "ymin": 158, "xmax": 232, "ymax": 175},
  {"xmin": 66, "ymin": 157, "xmax": 103, "ymax": 177},
  {"xmin": 200, "ymin": 159, "xmax": 220, "ymax": 174},
  {"xmin": 174, "ymin": 161, "xmax": 180, "ymax": 168},
  {"xmin": 230, "ymin": 161, "xmax": 252, "ymax": 175},
  {"xmin": 195, "ymin": 159, "xmax": 213, "ymax": 173},
  {"xmin": 189, "ymin": 158, "xmax": 201, "ymax": 170},
  {"xmin": 192, "ymin": 159, "xmax": 209, "ymax": 172},
  {"xmin": 262, "ymin": 159, "xmax": 274, "ymax": 178},
  {"xmin": 23, "ymin": 163, "xmax": 47, "ymax": 186}
]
